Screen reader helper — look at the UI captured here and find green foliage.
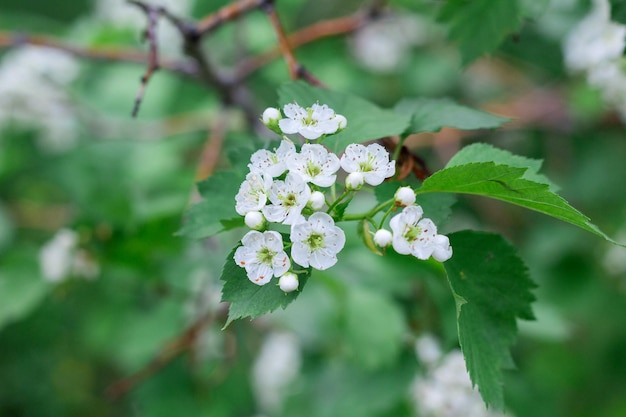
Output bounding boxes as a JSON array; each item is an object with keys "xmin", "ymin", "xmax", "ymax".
[
  {"xmin": 220, "ymin": 245, "xmax": 311, "ymax": 327},
  {"xmin": 345, "ymin": 286, "xmax": 406, "ymax": 369},
  {"xmin": 418, "ymin": 147, "xmax": 614, "ymax": 242},
  {"xmin": 178, "ymin": 171, "xmax": 242, "ymax": 239},
  {"xmin": 611, "ymin": 0, "xmax": 626, "ymax": 24},
  {"xmin": 278, "ymin": 81, "xmax": 410, "ymax": 152},
  {"xmin": 438, "ymin": 0, "xmax": 524, "ymax": 64},
  {"xmin": 394, "ymin": 98, "xmax": 511, "ymax": 134},
  {"xmin": 445, "ymin": 230, "xmax": 536, "ymax": 409}
]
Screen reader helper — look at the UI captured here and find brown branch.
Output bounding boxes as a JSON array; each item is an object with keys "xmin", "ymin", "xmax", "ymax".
[
  {"xmin": 197, "ymin": 0, "xmax": 267, "ymax": 36},
  {"xmin": 0, "ymin": 31, "xmax": 195, "ymax": 76},
  {"xmin": 262, "ymin": 0, "xmax": 324, "ymax": 87},
  {"xmin": 129, "ymin": 1, "xmax": 162, "ymax": 117},
  {"xmin": 105, "ymin": 311, "xmax": 213, "ymax": 400},
  {"xmin": 236, "ymin": 5, "xmax": 386, "ymax": 80}
]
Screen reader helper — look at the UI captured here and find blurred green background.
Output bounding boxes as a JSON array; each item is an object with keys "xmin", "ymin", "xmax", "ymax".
[{"xmin": 1, "ymin": 0, "xmax": 626, "ymax": 416}]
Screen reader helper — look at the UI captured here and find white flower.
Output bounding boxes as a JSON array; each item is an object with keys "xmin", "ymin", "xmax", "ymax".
[
  {"xmin": 235, "ymin": 172, "xmax": 272, "ymax": 216},
  {"xmin": 39, "ymin": 229, "xmax": 79, "ymax": 282},
  {"xmin": 278, "ymin": 272, "xmax": 299, "ymax": 292},
  {"xmin": 249, "ymin": 140, "xmax": 296, "ymax": 178},
  {"xmin": 564, "ymin": 0, "xmax": 626, "ymax": 73},
  {"xmin": 290, "ymin": 212, "xmax": 346, "ymax": 270},
  {"xmin": 415, "ymin": 333, "xmax": 443, "ymax": 367},
  {"xmin": 262, "ymin": 107, "xmax": 281, "ymax": 124},
  {"xmin": 278, "ymin": 103, "xmax": 341, "ymax": 139},
  {"xmin": 234, "ymin": 230, "xmax": 290, "ymax": 285},
  {"xmin": 308, "ymin": 191, "xmax": 326, "ymax": 211},
  {"xmin": 389, "ymin": 205, "xmax": 451, "ymax": 261},
  {"xmin": 340, "ymin": 143, "xmax": 395, "ymax": 186},
  {"xmin": 345, "ymin": 172, "xmax": 365, "ymax": 190},
  {"xmin": 373, "ymin": 229, "xmax": 393, "ymax": 247},
  {"xmin": 286, "ymin": 143, "xmax": 340, "ymax": 187},
  {"xmin": 262, "ymin": 173, "xmax": 311, "ymax": 225},
  {"xmin": 395, "ymin": 186, "xmax": 416, "ymax": 206},
  {"xmin": 244, "ymin": 211, "xmax": 265, "ymax": 230}
]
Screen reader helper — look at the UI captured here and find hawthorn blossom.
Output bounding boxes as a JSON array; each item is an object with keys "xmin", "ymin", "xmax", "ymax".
[
  {"xmin": 234, "ymin": 230, "xmax": 290, "ymax": 285},
  {"xmin": 262, "ymin": 173, "xmax": 311, "ymax": 225},
  {"xmin": 290, "ymin": 212, "xmax": 346, "ymax": 270},
  {"xmin": 389, "ymin": 205, "xmax": 452, "ymax": 261},
  {"xmin": 249, "ymin": 140, "xmax": 296, "ymax": 178},
  {"xmin": 340, "ymin": 143, "xmax": 395, "ymax": 186},
  {"xmin": 278, "ymin": 103, "xmax": 343, "ymax": 139},
  {"xmin": 235, "ymin": 172, "xmax": 272, "ymax": 216},
  {"xmin": 286, "ymin": 143, "xmax": 340, "ymax": 187}
]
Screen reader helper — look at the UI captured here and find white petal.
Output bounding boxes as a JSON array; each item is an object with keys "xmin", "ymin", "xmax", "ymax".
[
  {"xmin": 279, "ymin": 118, "xmax": 301, "ymax": 134},
  {"xmin": 234, "ymin": 246, "xmax": 257, "ymax": 268},
  {"xmin": 291, "ymin": 241, "xmax": 311, "ymax": 268},
  {"xmin": 241, "ymin": 230, "xmax": 264, "ymax": 250},
  {"xmin": 247, "ymin": 263, "xmax": 274, "ymax": 285},
  {"xmin": 309, "ymin": 248, "xmax": 337, "ymax": 270},
  {"xmin": 272, "ymin": 251, "xmax": 291, "ymax": 276},
  {"xmin": 263, "ymin": 230, "xmax": 284, "ymax": 252}
]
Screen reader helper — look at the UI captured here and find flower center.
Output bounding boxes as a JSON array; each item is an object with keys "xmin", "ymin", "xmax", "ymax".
[
  {"xmin": 358, "ymin": 154, "xmax": 376, "ymax": 172},
  {"xmin": 303, "ymin": 108, "xmax": 317, "ymax": 126},
  {"xmin": 257, "ymin": 247, "xmax": 276, "ymax": 265},
  {"xmin": 403, "ymin": 224, "xmax": 422, "ymax": 242},
  {"xmin": 306, "ymin": 161, "xmax": 322, "ymax": 178},
  {"xmin": 306, "ymin": 232, "xmax": 325, "ymax": 251},
  {"xmin": 280, "ymin": 192, "xmax": 298, "ymax": 207}
]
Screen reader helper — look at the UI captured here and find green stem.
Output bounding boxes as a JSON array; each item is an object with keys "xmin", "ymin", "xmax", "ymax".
[
  {"xmin": 341, "ymin": 198, "xmax": 395, "ymax": 222},
  {"xmin": 378, "ymin": 204, "xmax": 396, "ymax": 229},
  {"xmin": 392, "ymin": 135, "xmax": 408, "ymax": 163},
  {"xmin": 326, "ymin": 189, "xmax": 352, "ymax": 214}
]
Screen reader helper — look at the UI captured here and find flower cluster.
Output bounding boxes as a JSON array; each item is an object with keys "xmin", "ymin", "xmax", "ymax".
[
  {"xmin": 234, "ymin": 103, "xmax": 451, "ymax": 292},
  {"xmin": 563, "ymin": 0, "xmax": 626, "ymax": 121}
]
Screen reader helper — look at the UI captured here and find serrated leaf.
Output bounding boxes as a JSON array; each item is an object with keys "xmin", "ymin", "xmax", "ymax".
[
  {"xmin": 344, "ymin": 287, "xmax": 406, "ymax": 369},
  {"xmin": 394, "ymin": 98, "xmax": 510, "ymax": 134},
  {"xmin": 444, "ymin": 230, "xmax": 536, "ymax": 409},
  {"xmin": 438, "ymin": 0, "xmax": 524, "ymax": 64},
  {"xmin": 278, "ymin": 81, "xmax": 410, "ymax": 152},
  {"xmin": 446, "ymin": 142, "xmax": 559, "ymax": 191},
  {"xmin": 220, "ymin": 245, "xmax": 310, "ymax": 327},
  {"xmin": 417, "ymin": 162, "xmax": 615, "ymax": 242},
  {"xmin": 178, "ymin": 171, "xmax": 242, "ymax": 238}
]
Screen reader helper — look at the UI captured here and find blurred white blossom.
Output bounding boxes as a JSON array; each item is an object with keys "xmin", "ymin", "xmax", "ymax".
[
  {"xmin": 252, "ymin": 332, "xmax": 301, "ymax": 414},
  {"xmin": 411, "ymin": 337, "xmax": 509, "ymax": 417},
  {"xmin": 563, "ymin": 0, "xmax": 626, "ymax": 122},
  {"xmin": 0, "ymin": 46, "xmax": 80, "ymax": 151},
  {"xmin": 39, "ymin": 229, "xmax": 99, "ymax": 282}
]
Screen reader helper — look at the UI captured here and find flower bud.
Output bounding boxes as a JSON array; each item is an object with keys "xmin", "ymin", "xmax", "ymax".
[
  {"xmin": 278, "ymin": 272, "xmax": 299, "ymax": 292},
  {"xmin": 335, "ymin": 114, "xmax": 347, "ymax": 130},
  {"xmin": 395, "ymin": 186, "xmax": 416, "ymax": 206},
  {"xmin": 345, "ymin": 172, "xmax": 364, "ymax": 190},
  {"xmin": 374, "ymin": 229, "xmax": 393, "ymax": 247},
  {"xmin": 261, "ymin": 107, "xmax": 283, "ymax": 134},
  {"xmin": 308, "ymin": 191, "xmax": 325, "ymax": 211},
  {"xmin": 432, "ymin": 234, "xmax": 453, "ymax": 262},
  {"xmin": 244, "ymin": 211, "xmax": 265, "ymax": 230}
]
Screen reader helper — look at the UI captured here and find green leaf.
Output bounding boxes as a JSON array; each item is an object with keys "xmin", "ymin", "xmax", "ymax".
[
  {"xmin": 417, "ymin": 161, "xmax": 615, "ymax": 242},
  {"xmin": 278, "ymin": 81, "xmax": 410, "ymax": 152},
  {"xmin": 394, "ymin": 98, "xmax": 511, "ymax": 134},
  {"xmin": 0, "ymin": 251, "xmax": 51, "ymax": 331},
  {"xmin": 446, "ymin": 142, "xmax": 559, "ymax": 191},
  {"xmin": 344, "ymin": 286, "xmax": 406, "ymax": 369},
  {"xmin": 611, "ymin": 0, "xmax": 626, "ymax": 25},
  {"xmin": 178, "ymin": 171, "xmax": 242, "ymax": 239},
  {"xmin": 221, "ymin": 245, "xmax": 311, "ymax": 327},
  {"xmin": 438, "ymin": 0, "xmax": 524, "ymax": 64},
  {"xmin": 444, "ymin": 230, "xmax": 536, "ymax": 409}
]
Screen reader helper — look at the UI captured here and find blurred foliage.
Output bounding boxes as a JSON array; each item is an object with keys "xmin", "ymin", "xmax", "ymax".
[{"xmin": 1, "ymin": 0, "xmax": 626, "ymax": 417}]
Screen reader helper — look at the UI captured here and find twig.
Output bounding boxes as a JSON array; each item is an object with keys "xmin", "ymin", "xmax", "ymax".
[
  {"xmin": 128, "ymin": 1, "xmax": 162, "ymax": 117},
  {"xmin": 105, "ymin": 311, "xmax": 213, "ymax": 400},
  {"xmin": 195, "ymin": 109, "xmax": 229, "ymax": 181},
  {"xmin": 197, "ymin": 0, "xmax": 267, "ymax": 36},
  {"xmin": 262, "ymin": 0, "xmax": 324, "ymax": 86},
  {"xmin": 382, "ymin": 137, "xmax": 431, "ymax": 181}
]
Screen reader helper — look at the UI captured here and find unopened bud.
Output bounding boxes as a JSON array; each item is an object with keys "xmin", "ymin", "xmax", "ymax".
[
  {"xmin": 374, "ymin": 229, "xmax": 393, "ymax": 247},
  {"xmin": 345, "ymin": 172, "xmax": 364, "ymax": 190},
  {"xmin": 395, "ymin": 186, "xmax": 416, "ymax": 207},
  {"xmin": 309, "ymin": 191, "xmax": 325, "ymax": 211},
  {"xmin": 244, "ymin": 211, "xmax": 265, "ymax": 230},
  {"xmin": 278, "ymin": 272, "xmax": 299, "ymax": 292},
  {"xmin": 261, "ymin": 107, "xmax": 282, "ymax": 134}
]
